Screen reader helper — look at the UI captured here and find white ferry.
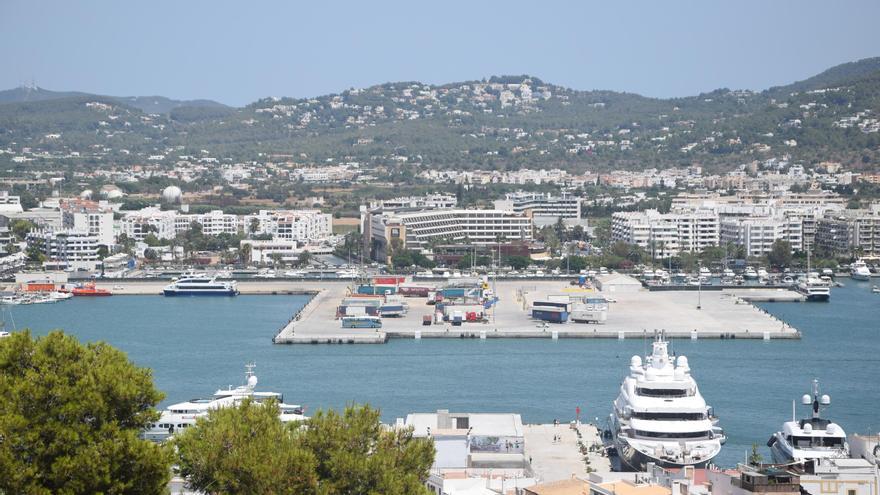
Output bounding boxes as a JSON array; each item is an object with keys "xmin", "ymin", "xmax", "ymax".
[
  {"xmin": 609, "ymin": 334, "xmax": 724, "ymax": 470},
  {"xmin": 163, "ymin": 272, "xmax": 238, "ymax": 296},
  {"xmin": 767, "ymin": 379, "xmax": 849, "ymax": 465},
  {"xmin": 143, "ymin": 364, "xmax": 305, "ymax": 442},
  {"xmin": 796, "ymin": 274, "xmax": 831, "ymax": 302}
]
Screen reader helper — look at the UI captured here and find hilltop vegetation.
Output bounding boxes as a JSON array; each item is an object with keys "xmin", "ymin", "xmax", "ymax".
[{"xmin": 1, "ymin": 57, "xmax": 879, "ymax": 172}]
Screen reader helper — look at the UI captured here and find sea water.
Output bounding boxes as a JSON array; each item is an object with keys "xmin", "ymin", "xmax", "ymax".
[{"xmin": 11, "ymin": 281, "xmax": 880, "ymax": 467}]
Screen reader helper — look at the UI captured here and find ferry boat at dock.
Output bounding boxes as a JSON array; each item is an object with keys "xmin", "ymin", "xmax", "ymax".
[
  {"xmin": 142, "ymin": 364, "xmax": 305, "ymax": 442},
  {"xmin": 796, "ymin": 274, "xmax": 831, "ymax": 302},
  {"xmin": 767, "ymin": 379, "xmax": 849, "ymax": 465},
  {"xmin": 609, "ymin": 334, "xmax": 724, "ymax": 471},
  {"xmin": 163, "ymin": 272, "xmax": 238, "ymax": 296}
]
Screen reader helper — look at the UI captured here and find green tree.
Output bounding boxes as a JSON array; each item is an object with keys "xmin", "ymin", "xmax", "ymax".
[
  {"xmin": 301, "ymin": 405, "xmax": 435, "ymax": 495},
  {"xmin": 175, "ymin": 399, "xmax": 318, "ymax": 495},
  {"xmin": 748, "ymin": 442, "xmax": 764, "ymax": 466},
  {"xmin": 176, "ymin": 402, "xmax": 434, "ymax": 495},
  {"xmin": 239, "ymin": 243, "xmax": 252, "ymax": 264},
  {"xmin": 504, "ymin": 255, "xmax": 530, "ymax": 270},
  {"xmin": 0, "ymin": 331, "xmax": 172, "ymax": 494},
  {"xmin": 10, "ymin": 219, "xmax": 35, "ymax": 241},
  {"xmin": 767, "ymin": 240, "xmax": 793, "ymax": 269}
]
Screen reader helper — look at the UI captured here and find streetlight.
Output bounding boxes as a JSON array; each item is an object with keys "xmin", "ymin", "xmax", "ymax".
[{"xmin": 697, "ymin": 260, "xmax": 702, "ymax": 310}]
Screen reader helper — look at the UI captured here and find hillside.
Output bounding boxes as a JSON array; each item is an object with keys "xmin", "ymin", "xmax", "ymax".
[
  {"xmin": 1, "ymin": 57, "xmax": 879, "ymax": 172},
  {"xmin": 0, "ymin": 86, "xmax": 228, "ymax": 114}
]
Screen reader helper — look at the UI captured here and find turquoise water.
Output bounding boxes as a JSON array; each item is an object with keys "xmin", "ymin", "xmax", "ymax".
[{"xmin": 9, "ymin": 282, "xmax": 880, "ymax": 468}]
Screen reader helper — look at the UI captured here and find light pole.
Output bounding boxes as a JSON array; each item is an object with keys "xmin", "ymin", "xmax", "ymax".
[{"xmin": 697, "ymin": 260, "xmax": 702, "ymax": 310}]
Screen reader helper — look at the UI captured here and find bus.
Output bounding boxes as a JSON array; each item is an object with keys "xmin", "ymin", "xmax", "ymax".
[{"xmin": 341, "ymin": 316, "xmax": 383, "ymax": 329}]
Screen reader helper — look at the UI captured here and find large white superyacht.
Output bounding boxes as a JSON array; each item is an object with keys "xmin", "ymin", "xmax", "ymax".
[
  {"xmin": 143, "ymin": 364, "xmax": 305, "ymax": 441},
  {"xmin": 609, "ymin": 335, "xmax": 724, "ymax": 470},
  {"xmin": 766, "ymin": 379, "xmax": 849, "ymax": 465}
]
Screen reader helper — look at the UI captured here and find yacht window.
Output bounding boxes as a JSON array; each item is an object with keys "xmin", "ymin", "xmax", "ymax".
[
  {"xmin": 632, "ymin": 412, "xmax": 706, "ymax": 420},
  {"xmin": 634, "ymin": 430, "xmax": 711, "ymax": 439},
  {"xmin": 636, "ymin": 387, "xmax": 691, "ymax": 398}
]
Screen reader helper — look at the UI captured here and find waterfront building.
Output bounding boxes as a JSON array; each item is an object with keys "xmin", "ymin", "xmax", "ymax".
[
  {"xmin": 120, "ymin": 207, "xmax": 332, "ymax": 244},
  {"xmin": 364, "ymin": 207, "xmax": 532, "ymax": 262},
  {"xmin": 611, "ymin": 209, "xmax": 718, "ymax": 258},
  {"xmin": 240, "ymin": 239, "xmax": 301, "ymax": 264},
  {"xmin": 403, "ymin": 409, "xmax": 526, "ymax": 471},
  {"xmin": 815, "ymin": 208, "xmax": 880, "ymax": 257},
  {"xmin": 493, "ymin": 191, "xmax": 582, "ymax": 220},
  {"xmin": 60, "ymin": 198, "xmax": 114, "ymax": 247},
  {"xmin": 245, "ymin": 209, "xmax": 332, "ymax": 242},
  {"xmin": 26, "ymin": 229, "xmax": 101, "ymax": 270},
  {"xmin": 720, "ymin": 217, "xmax": 789, "ymax": 257},
  {"xmin": 707, "ymin": 466, "xmax": 800, "ymax": 495}
]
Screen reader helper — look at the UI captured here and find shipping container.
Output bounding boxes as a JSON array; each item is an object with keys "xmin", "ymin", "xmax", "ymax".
[
  {"xmin": 531, "ymin": 307, "xmax": 569, "ymax": 323},
  {"xmin": 374, "ymin": 276, "xmax": 405, "ymax": 286},
  {"xmin": 356, "ymin": 284, "xmax": 397, "ymax": 295},
  {"xmin": 399, "ymin": 285, "xmax": 431, "ymax": 297},
  {"xmin": 533, "ymin": 300, "xmax": 570, "ymax": 311}
]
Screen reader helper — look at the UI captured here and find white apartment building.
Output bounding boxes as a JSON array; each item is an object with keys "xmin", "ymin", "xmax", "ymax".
[
  {"xmin": 240, "ymin": 239, "xmax": 301, "ymax": 264},
  {"xmin": 493, "ymin": 191, "xmax": 582, "ymax": 219},
  {"xmin": 60, "ymin": 199, "xmax": 114, "ymax": 247},
  {"xmin": 365, "ymin": 208, "xmax": 532, "ymax": 262},
  {"xmin": 720, "ymin": 217, "xmax": 789, "ymax": 256},
  {"xmin": 246, "ymin": 210, "xmax": 332, "ymax": 242},
  {"xmin": 119, "ymin": 207, "xmax": 332, "ymax": 243},
  {"xmin": 611, "ymin": 209, "xmax": 719, "ymax": 257},
  {"xmin": 119, "ymin": 207, "xmax": 179, "ymax": 241},
  {"xmin": 26, "ymin": 229, "xmax": 101, "ymax": 270},
  {"xmin": 0, "ymin": 191, "xmax": 23, "ymax": 214}
]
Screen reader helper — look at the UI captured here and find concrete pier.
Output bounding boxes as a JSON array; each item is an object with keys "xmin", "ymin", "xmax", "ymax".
[{"xmin": 272, "ymin": 280, "xmax": 802, "ymax": 344}]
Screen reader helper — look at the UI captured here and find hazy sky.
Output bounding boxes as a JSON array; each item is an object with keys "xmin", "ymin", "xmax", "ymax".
[{"xmin": 2, "ymin": 0, "xmax": 879, "ymax": 106}]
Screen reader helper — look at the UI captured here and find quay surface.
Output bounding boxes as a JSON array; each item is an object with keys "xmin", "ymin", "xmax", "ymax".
[
  {"xmin": 524, "ymin": 422, "xmax": 610, "ymax": 482},
  {"xmin": 272, "ymin": 280, "xmax": 802, "ymax": 344}
]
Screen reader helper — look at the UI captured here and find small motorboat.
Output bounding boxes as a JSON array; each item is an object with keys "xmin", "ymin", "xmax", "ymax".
[{"xmin": 872, "ymin": 286, "xmax": 880, "ymax": 294}]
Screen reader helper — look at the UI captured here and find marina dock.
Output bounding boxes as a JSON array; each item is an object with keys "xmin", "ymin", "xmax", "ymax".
[{"xmin": 271, "ymin": 279, "xmax": 802, "ymax": 344}]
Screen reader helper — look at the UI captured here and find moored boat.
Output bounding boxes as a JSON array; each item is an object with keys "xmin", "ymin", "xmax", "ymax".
[{"xmin": 609, "ymin": 333, "xmax": 724, "ymax": 471}]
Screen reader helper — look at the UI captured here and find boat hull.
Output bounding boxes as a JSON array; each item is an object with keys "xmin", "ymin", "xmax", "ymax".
[
  {"xmin": 614, "ymin": 436, "xmax": 715, "ymax": 471},
  {"xmin": 803, "ymin": 293, "xmax": 830, "ymax": 302},
  {"xmin": 163, "ymin": 289, "xmax": 238, "ymax": 296}
]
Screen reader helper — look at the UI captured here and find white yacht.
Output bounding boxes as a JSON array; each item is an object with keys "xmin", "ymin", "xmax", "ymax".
[
  {"xmin": 767, "ymin": 379, "xmax": 848, "ymax": 465},
  {"xmin": 722, "ymin": 268, "xmax": 735, "ymax": 279},
  {"xmin": 797, "ymin": 273, "xmax": 831, "ymax": 302},
  {"xmin": 699, "ymin": 266, "xmax": 712, "ymax": 279},
  {"xmin": 142, "ymin": 364, "xmax": 305, "ymax": 442},
  {"xmin": 743, "ymin": 267, "xmax": 758, "ymax": 280},
  {"xmin": 851, "ymin": 260, "xmax": 872, "ymax": 281},
  {"xmin": 609, "ymin": 334, "xmax": 724, "ymax": 471},
  {"xmin": 163, "ymin": 272, "xmax": 238, "ymax": 296}
]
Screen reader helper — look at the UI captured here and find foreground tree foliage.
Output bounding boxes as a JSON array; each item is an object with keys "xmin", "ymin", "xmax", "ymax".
[
  {"xmin": 0, "ymin": 331, "xmax": 172, "ymax": 495},
  {"xmin": 175, "ymin": 401, "xmax": 435, "ymax": 495}
]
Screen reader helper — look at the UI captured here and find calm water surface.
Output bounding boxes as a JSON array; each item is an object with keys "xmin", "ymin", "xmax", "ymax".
[{"xmin": 11, "ymin": 282, "xmax": 880, "ymax": 467}]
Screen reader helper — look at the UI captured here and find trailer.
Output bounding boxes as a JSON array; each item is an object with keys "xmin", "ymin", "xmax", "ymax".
[
  {"xmin": 531, "ymin": 306, "xmax": 569, "ymax": 323},
  {"xmin": 422, "ymin": 314, "xmax": 433, "ymax": 326},
  {"xmin": 570, "ymin": 297, "xmax": 608, "ymax": 323},
  {"xmin": 356, "ymin": 284, "xmax": 397, "ymax": 295},
  {"xmin": 399, "ymin": 285, "xmax": 431, "ymax": 297},
  {"xmin": 533, "ymin": 300, "xmax": 571, "ymax": 312},
  {"xmin": 451, "ymin": 310, "xmax": 463, "ymax": 326},
  {"xmin": 378, "ymin": 304, "xmax": 407, "ymax": 317}
]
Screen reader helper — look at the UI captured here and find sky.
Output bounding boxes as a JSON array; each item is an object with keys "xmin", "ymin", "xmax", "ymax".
[{"xmin": 2, "ymin": 0, "xmax": 879, "ymax": 107}]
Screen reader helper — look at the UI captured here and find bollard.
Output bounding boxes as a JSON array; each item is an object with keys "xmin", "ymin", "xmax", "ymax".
[
  {"xmin": 618, "ymin": 331, "xmax": 625, "ymax": 340},
  {"xmin": 763, "ymin": 331, "xmax": 770, "ymax": 341},
  {"xmin": 552, "ymin": 330, "xmax": 559, "ymax": 340},
  {"xmin": 414, "ymin": 330, "xmax": 421, "ymax": 340},
  {"xmin": 691, "ymin": 329, "xmax": 698, "ymax": 340},
  {"xmin": 479, "ymin": 330, "xmax": 487, "ymax": 340}
]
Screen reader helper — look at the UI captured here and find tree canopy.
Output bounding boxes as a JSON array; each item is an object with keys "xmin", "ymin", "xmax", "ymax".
[
  {"xmin": 0, "ymin": 331, "xmax": 172, "ymax": 494},
  {"xmin": 175, "ymin": 402, "xmax": 435, "ymax": 495}
]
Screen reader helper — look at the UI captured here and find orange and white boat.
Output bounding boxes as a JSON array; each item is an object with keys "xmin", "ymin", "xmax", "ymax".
[{"xmin": 71, "ymin": 282, "xmax": 112, "ymax": 297}]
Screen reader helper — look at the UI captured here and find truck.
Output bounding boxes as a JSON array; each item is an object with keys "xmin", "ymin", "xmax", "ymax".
[{"xmin": 451, "ymin": 310, "xmax": 463, "ymax": 326}]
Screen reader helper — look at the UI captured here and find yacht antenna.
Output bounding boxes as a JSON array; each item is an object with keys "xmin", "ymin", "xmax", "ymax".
[{"xmin": 792, "ymin": 400, "xmax": 796, "ymax": 422}]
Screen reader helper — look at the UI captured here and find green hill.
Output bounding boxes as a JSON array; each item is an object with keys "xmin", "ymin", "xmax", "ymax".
[{"xmin": 1, "ymin": 57, "xmax": 879, "ymax": 172}]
